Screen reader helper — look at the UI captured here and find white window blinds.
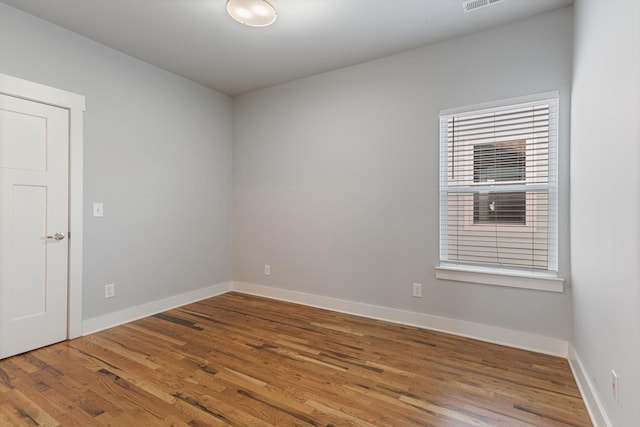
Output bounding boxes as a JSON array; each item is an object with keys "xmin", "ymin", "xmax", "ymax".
[{"xmin": 439, "ymin": 96, "xmax": 558, "ymax": 273}]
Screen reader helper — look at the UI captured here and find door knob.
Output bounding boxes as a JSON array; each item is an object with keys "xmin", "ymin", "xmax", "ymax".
[{"xmin": 47, "ymin": 232, "xmax": 65, "ymax": 241}]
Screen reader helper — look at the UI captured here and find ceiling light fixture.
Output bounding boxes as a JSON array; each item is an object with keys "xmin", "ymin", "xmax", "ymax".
[{"xmin": 227, "ymin": 0, "xmax": 277, "ymax": 27}]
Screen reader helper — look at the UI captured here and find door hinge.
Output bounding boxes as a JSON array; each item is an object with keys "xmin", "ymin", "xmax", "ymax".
[{"xmin": 68, "ymin": 231, "xmax": 71, "ymax": 239}]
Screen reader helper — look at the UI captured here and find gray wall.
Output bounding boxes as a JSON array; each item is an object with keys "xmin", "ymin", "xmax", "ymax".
[
  {"xmin": 0, "ymin": 3, "xmax": 233, "ymax": 319},
  {"xmin": 571, "ymin": 0, "xmax": 640, "ymax": 425},
  {"xmin": 233, "ymin": 8, "xmax": 573, "ymax": 339},
  {"xmin": 1, "ymin": 2, "xmax": 576, "ymax": 342}
]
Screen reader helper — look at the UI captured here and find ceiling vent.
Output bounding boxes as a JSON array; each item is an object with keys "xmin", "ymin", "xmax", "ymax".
[{"xmin": 462, "ymin": 0, "xmax": 505, "ymax": 13}]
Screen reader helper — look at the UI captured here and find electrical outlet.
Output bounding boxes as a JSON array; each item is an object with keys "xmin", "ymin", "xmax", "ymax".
[
  {"xmin": 104, "ymin": 283, "xmax": 115, "ymax": 299},
  {"xmin": 93, "ymin": 203, "xmax": 104, "ymax": 217},
  {"xmin": 264, "ymin": 264, "xmax": 271, "ymax": 276},
  {"xmin": 412, "ymin": 283, "xmax": 422, "ymax": 298},
  {"xmin": 612, "ymin": 370, "xmax": 619, "ymax": 403}
]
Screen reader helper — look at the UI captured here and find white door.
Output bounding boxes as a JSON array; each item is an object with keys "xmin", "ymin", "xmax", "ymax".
[{"xmin": 0, "ymin": 93, "xmax": 69, "ymax": 359}]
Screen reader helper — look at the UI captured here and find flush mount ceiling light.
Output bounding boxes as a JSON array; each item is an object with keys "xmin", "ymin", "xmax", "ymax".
[{"xmin": 227, "ymin": 0, "xmax": 277, "ymax": 27}]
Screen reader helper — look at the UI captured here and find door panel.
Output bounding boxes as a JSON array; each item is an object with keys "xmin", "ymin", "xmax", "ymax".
[
  {"xmin": 12, "ymin": 185, "xmax": 47, "ymax": 319},
  {"xmin": 0, "ymin": 94, "xmax": 69, "ymax": 359},
  {"xmin": 0, "ymin": 109, "xmax": 47, "ymax": 171}
]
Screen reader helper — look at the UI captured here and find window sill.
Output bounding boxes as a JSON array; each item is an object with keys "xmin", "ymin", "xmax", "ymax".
[{"xmin": 435, "ymin": 265, "xmax": 564, "ymax": 293}]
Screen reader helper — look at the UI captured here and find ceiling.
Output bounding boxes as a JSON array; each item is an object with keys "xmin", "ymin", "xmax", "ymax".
[{"xmin": 1, "ymin": 0, "xmax": 572, "ymax": 96}]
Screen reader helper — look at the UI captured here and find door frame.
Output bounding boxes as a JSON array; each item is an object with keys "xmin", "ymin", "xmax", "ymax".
[{"xmin": 0, "ymin": 73, "xmax": 85, "ymax": 339}]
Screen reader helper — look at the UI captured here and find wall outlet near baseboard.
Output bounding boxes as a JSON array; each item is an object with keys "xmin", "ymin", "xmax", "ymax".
[
  {"xmin": 412, "ymin": 283, "xmax": 422, "ymax": 298},
  {"xmin": 104, "ymin": 283, "xmax": 115, "ymax": 298},
  {"xmin": 264, "ymin": 264, "xmax": 271, "ymax": 276},
  {"xmin": 611, "ymin": 369, "xmax": 619, "ymax": 403}
]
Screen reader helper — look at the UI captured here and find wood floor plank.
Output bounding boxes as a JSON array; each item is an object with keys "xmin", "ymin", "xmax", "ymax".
[{"xmin": 0, "ymin": 292, "xmax": 592, "ymax": 426}]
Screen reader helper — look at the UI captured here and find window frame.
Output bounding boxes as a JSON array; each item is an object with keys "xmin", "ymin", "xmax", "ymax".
[{"xmin": 437, "ymin": 92, "xmax": 563, "ymax": 292}]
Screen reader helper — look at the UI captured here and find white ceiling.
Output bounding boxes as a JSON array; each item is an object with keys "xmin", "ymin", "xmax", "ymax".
[{"xmin": 1, "ymin": 0, "xmax": 572, "ymax": 96}]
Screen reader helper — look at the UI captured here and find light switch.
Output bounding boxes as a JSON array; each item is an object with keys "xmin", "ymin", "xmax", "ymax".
[{"xmin": 93, "ymin": 203, "xmax": 104, "ymax": 217}]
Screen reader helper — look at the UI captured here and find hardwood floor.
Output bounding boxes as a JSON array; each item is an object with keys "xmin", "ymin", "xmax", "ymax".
[{"xmin": 0, "ymin": 292, "xmax": 591, "ymax": 426}]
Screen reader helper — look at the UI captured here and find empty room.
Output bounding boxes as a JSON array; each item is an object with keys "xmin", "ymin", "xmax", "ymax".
[{"xmin": 0, "ymin": 0, "xmax": 638, "ymax": 426}]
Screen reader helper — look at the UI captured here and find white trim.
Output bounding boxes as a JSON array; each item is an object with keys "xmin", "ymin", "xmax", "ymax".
[
  {"xmin": 0, "ymin": 73, "xmax": 85, "ymax": 340},
  {"xmin": 67, "ymin": 107, "xmax": 84, "ymax": 338},
  {"xmin": 82, "ymin": 280, "xmax": 569, "ymax": 356},
  {"xmin": 0, "ymin": 74, "xmax": 85, "ymax": 111},
  {"xmin": 82, "ymin": 281, "xmax": 233, "ymax": 335},
  {"xmin": 568, "ymin": 345, "xmax": 612, "ymax": 427},
  {"xmin": 435, "ymin": 266, "xmax": 564, "ymax": 292},
  {"xmin": 232, "ymin": 281, "xmax": 568, "ymax": 357},
  {"xmin": 439, "ymin": 90, "xmax": 559, "ymax": 116}
]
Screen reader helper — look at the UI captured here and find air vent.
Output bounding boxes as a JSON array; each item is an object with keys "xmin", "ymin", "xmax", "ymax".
[{"xmin": 462, "ymin": 0, "xmax": 505, "ymax": 13}]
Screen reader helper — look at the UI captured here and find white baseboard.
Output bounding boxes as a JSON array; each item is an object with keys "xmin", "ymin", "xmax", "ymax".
[
  {"xmin": 232, "ymin": 282, "xmax": 569, "ymax": 357},
  {"xmin": 82, "ymin": 281, "xmax": 233, "ymax": 335},
  {"xmin": 82, "ymin": 280, "xmax": 569, "ymax": 358},
  {"xmin": 568, "ymin": 344, "xmax": 611, "ymax": 427}
]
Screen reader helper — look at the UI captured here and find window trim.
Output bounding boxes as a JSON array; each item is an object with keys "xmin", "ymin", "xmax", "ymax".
[
  {"xmin": 435, "ymin": 265, "xmax": 564, "ymax": 292},
  {"xmin": 437, "ymin": 92, "xmax": 562, "ymax": 291}
]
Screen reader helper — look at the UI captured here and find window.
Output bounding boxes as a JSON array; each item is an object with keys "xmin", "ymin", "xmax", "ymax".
[
  {"xmin": 438, "ymin": 94, "xmax": 559, "ymax": 278},
  {"xmin": 473, "ymin": 141, "xmax": 526, "ymax": 224}
]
